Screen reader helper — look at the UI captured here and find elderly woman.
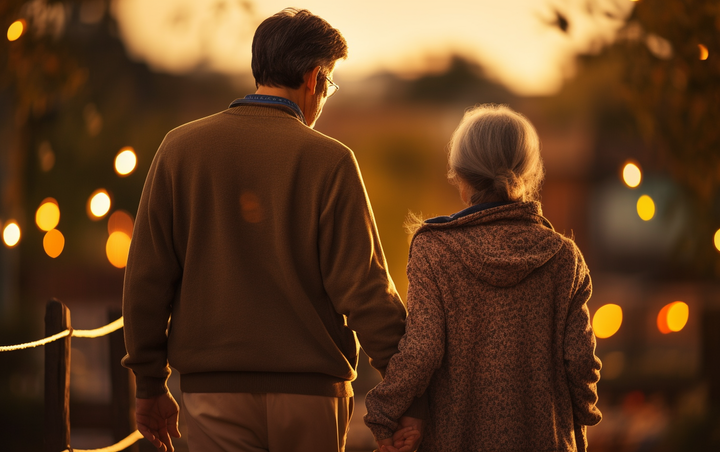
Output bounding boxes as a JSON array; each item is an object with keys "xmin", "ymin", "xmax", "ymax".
[{"xmin": 364, "ymin": 104, "xmax": 602, "ymax": 452}]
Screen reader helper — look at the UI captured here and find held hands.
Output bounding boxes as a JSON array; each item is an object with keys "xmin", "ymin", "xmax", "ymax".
[
  {"xmin": 376, "ymin": 416, "xmax": 423, "ymax": 452},
  {"xmin": 136, "ymin": 393, "xmax": 181, "ymax": 452}
]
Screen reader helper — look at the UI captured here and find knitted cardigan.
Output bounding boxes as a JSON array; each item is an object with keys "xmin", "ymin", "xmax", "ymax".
[{"xmin": 365, "ymin": 201, "xmax": 602, "ymax": 452}]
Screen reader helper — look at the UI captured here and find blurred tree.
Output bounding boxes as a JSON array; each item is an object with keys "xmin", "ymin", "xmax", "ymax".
[
  {"xmin": 557, "ymin": 0, "xmax": 720, "ymax": 277},
  {"xmin": 554, "ymin": 2, "xmax": 720, "ymax": 449}
]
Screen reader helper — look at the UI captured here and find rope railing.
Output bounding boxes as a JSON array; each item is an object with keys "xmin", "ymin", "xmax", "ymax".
[
  {"xmin": 0, "ymin": 317, "xmax": 124, "ymax": 352},
  {"xmin": 61, "ymin": 430, "xmax": 143, "ymax": 452},
  {"xmin": 1, "ymin": 299, "xmax": 141, "ymax": 452}
]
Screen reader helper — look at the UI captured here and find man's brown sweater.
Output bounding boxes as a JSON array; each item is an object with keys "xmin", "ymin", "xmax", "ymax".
[{"xmin": 122, "ymin": 103, "xmax": 408, "ymax": 400}]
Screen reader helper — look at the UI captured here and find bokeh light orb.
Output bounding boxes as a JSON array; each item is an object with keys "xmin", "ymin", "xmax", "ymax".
[
  {"xmin": 36, "ymin": 198, "xmax": 60, "ymax": 231},
  {"xmin": 88, "ymin": 190, "xmax": 111, "ymax": 219},
  {"xmin": 592, "ymin": 304, "xmax": 623, "ymax": 339},
  {"xmin": 108, "ymin": 210, "xmax": 134, "ymax": 235},
  {"xmin": 699, "ymin": 44, "xmax": 709, "ymax": 61},
  {"xmin": 3, "ymin": 221, "xmax": 21, "ymax": 247},
  {"xmin": 43, "ymin": 229, "xmax": 65, "ymax": 258},
  {"xmin": 106, "ymin": 231, "xmax": 131, "ymax": 268},
  {"xmin": 7, "ymin": 20, "xmax": 25, "ymax": 42},
  {"xmin": 115, "ymin": 147, "xmax": 137, "ymax": 176},
  {"xmin": 714, "ymin": 229, "xmax": 720, "ymax": 253},
  {"xmin": 657, "ymin": 301, "xmax": 689, "ymax": 334},
  {"xmin": 636, "ymin": 195, "xmax": 655, "ymax": 221},
  {"xmin": 622, "ymin": 162, "xmax": 642, "ymax": 188}
]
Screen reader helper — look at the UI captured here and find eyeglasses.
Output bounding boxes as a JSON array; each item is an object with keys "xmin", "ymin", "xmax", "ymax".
[{"xmin": 325, "ymin": 77, "xmax": 339, "ymax": 98}]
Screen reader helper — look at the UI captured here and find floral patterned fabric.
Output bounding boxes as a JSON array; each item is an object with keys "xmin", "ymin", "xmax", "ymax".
[{"xmin": 365, "ymin": 201, "xmax": 602, "ymax": 452}]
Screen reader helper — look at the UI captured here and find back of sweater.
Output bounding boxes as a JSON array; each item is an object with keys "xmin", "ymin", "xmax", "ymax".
[{"xmin": 122, "ymin": 104, "xmax": 408, "ymax": 399}]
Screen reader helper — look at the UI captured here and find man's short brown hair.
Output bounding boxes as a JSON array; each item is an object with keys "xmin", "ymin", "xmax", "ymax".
[{"xmin": 251, "ymin": 8, "xmax": 348, "ymax": 89}]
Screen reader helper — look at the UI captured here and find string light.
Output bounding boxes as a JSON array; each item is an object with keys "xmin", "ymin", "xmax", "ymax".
[
  {"xmin": 43, "ymin": 229, "xmax": 65, "ymax": 258},
  {"xmin": 88, "ymin": 189, "xmax": 111, "ymax": 219},
  {"xmin": 3, "ymin": 221, "xmax": 21, "ymax": 247},
  {"xmin": 699, "ymin": 44, "xmax": 709, "ymax": 61},
  {"xmin": 36, "ymin": 198, "xmax": 60, "ymax": 231},
  {"xmin": 7, "ymin": 20, "xmax": 25, "ymax": 42},
  {"xmin": 637, "ymin": 195, "xmax": 655, "ymax": 221},
  {"xmin": 622, "ymin": 162, "xmax": 642, "ymax": 188},
  {"xmin": 114, "ymin": 147, "xmax": 137, "ymax": 176},
  {"xmin": 592, "ymin": 304, "xmax": 623, "ymax": 339},
  {"xmin": 106, "ymin": 231, "xmax": 131, "ymax": 268},
  {"xmin": 657, "ymin": 301, "xmax": 689, "ymax": 334}
]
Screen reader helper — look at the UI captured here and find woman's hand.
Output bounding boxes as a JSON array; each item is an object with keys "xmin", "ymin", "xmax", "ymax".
[{"xmin": 376, "ymin": 416, "xmax": 423, "ymax": 452}]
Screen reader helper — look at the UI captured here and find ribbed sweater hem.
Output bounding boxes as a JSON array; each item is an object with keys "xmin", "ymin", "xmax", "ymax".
[{"xmin": 180, "ymin": 371, "xmax": 354, "ymax": 398}]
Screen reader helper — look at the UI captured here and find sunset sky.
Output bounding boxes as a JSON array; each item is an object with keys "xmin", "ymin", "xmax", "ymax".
[{"xmin": 112, "ymin": 0, "xmax": 634, "ymax": 95}]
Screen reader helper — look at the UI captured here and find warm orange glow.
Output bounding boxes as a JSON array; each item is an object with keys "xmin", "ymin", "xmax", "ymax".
[
  {"xmin": 35, "ymin": 198, "xmax": 60, "ymax": 231},
  {"xmin": 240, "ymin": 191, "xmax": 264, "ymax": 223},
  {"xmin": 106, "ymin": 231, "xmax": 131, "ymax": 268},
  {"xmin": 715, "ymin": 229, "xmax": 720, "ymax": 252},
  {"xmin": 658, "ymin": 301, "xmax": 689, "ymax": 334},
  {"xmin": 108, "ymin": 210, "xmax": 134, "ymax": 236},
  {"xmin": 699, "ymin": 44, "xmax": 709, "ymax": 61},
  {"xmin": 637, "ymin": 195, "xmax": 655, "ymax": 221},
  {"xmin": 593, "ymin": 304, "xmax": 623, "ymax": 339},
  {"xmin": 88, "ymin": 189, "xmax": 111, "ymax": 219},
  {"xmin": 43, "ymin": 229, "xmax": 65, "ymax": 258},
  {"xmin": 622, "ymin": 162, "xmax": 642, "ymax": 188},
  {"xmin": 115, "ymin": 147, "xmax": 137, "ymax": 176},
  {"xmin": 3, "ymin": 221, "xmax": 21, "ymax": 247},
  {"xmin": 7, "ymin": 20, "xmax": 25, "ymax": 42}
]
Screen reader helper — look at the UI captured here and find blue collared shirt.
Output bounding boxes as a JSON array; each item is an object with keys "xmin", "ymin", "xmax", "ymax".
[{"xmin": 229, "ymin": 94, "xmax": 307, "ymax": 125}]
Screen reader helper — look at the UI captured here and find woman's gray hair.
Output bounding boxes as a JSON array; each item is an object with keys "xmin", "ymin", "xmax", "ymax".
[{"xmin": 448, "ymin": 104, "xmax": 544, "ymax": 204}]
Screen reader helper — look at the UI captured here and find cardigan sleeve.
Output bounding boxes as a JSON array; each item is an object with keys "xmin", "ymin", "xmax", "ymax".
[
  {"xmin": 563, "ymin": 254, "xmax": 602, "ymax": 433},
  {"xmin": 364, "ymin": 234, "xmax": 444, "ymax": 441},
  {"xmin": 121, "ymin": 138, "xmax": 182, "ymax": 398}
]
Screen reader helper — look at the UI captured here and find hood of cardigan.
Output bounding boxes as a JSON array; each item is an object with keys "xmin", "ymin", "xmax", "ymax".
[{"xmin": 413, "ymin": 201, "xmax": 564, "ymax": 288}]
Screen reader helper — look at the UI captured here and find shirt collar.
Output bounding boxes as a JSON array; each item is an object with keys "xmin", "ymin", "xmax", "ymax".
[
  {"xmin": 425, "ymin": 201, "xmax": 514, "ymax": 224},
  {"xmin": 228, "ymin": 94, "xmax": 307, "ymax": 125}
]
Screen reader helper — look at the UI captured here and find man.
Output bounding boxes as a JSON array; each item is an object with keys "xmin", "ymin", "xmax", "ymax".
[{"xmin": 122, "ymin": 8, "xmax": 424, "ymax": 452}]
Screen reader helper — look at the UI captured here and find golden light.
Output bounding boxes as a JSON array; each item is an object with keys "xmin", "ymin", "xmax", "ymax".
[
  {"xmin": 636, "ymin": 195, "xmax": 655, "ymax": 221},
  {"xmin": 658, "ymin": 301, "xmax": 689, "ymax": 334},
  {"xmin": 35, "ymin": 198, "xmax": 60, "ymax": 231},
  {"xmin": 108, "ymin": 210, "xmax": 134, "ymax": 236},
  {"xmin": 106, "ymin": 231, "xmax": 131, "ymax": 268},
  {"xmin": 622, "ymin": 162, "xmax": 642, "ymax": 188},
  {"xmin": 43, "ymin": 229, "xmax": 65, "ymax": 258},
  {"xmin": 715, "ymin": 229, "xmax": 720, "ymax": 252},
  {"xmin": 592, "ymin": 304, "xmax": 623, "ymax": 339},
  {"xmin": 699, "ymin": 44, "xmax": 709, "ymax": 61},
  {"xmin": 114, "ymin": 147, "xmax": 137, "ymax": 176},
  {"xmin": 7, "ymin": 20, "xmax": 25, "ymax": 42},
  {"xmin": 3, "ymin": 221, "xmax": 21, "ymax": 247},
  {"xmin": 88, "ymin": 189, "xmax": 111, "ymax": 219}
]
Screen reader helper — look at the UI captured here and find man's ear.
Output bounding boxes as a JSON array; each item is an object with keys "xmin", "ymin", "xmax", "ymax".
[{"xmin": 304, "ymin": 66, "xmax": 322, "ymax": 95}]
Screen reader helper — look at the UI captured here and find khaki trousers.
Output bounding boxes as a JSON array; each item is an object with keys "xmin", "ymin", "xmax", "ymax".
[{"xmin": 182, "ymin": 392, "xmax": 353, "ymax": 452}]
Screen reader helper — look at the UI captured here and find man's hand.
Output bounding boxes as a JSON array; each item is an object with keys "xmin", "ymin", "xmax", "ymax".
[
  {"xmin": 136, "ymin": 393, "xmax": 181, "ymax": 452},
  {"xmin": 376, "ymin": 416, "xmax": 424, "ymax": 452}
]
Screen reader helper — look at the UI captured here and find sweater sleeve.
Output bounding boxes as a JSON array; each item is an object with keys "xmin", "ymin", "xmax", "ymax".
[
  {"xmin": 318, "ymin": 152, "xmax": 408, "ymax": 375},
  {"xmin": 563, "ymin": 254, "xmax": 602, "ymax": 435},
  {"xmin": 364, "ymin": 236, "xmax": 444, "ymax": 441},
  {"xmin": 121, "ymin": 140, "xmax": 182, "ymax": 398}
]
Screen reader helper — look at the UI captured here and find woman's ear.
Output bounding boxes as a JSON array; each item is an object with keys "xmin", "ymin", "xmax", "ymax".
[
  {"xmin": 458, "ymin": 179, "xmax": 473, "ymax": 206},
  {"xmin": 304, "ymin": 66, "xmax": 322, "ymax": 95}
]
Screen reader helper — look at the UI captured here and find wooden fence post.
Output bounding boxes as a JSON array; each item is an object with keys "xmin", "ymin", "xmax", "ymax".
[
  {"xmin": 108, "ymin": 308, "xmax": 138, "ymax": 452},
  {"xmin": 44, "ymin": 299, "xmax": 71, "ymax": 452}
]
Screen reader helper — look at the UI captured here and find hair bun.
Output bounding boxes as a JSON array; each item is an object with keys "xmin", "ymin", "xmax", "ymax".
[{"xmin": 493, "ymin": 170, "xmax": 525, "ymax": 202}]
